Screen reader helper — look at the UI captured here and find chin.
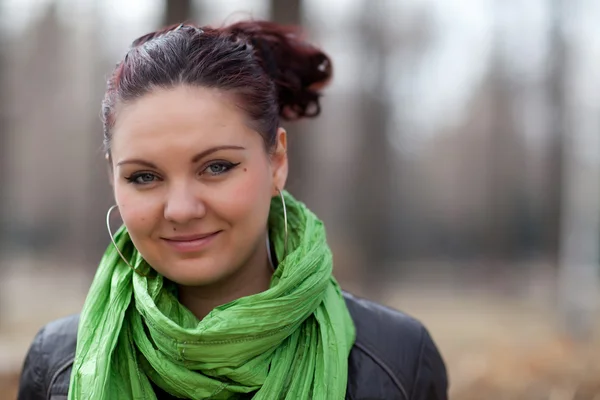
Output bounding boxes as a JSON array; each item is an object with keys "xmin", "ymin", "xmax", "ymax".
[{"xmin": 158, "ymin": 257, "xmax": 233, "ymax": 287}]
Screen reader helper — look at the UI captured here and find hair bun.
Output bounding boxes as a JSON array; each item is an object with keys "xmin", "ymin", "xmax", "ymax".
[{"xmin": 224, "ymin": 21, "xmax": 332, "ymax": 121}]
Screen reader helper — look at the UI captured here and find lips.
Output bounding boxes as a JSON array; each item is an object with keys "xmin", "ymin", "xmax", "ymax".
[
  {"xmin": 162, "ymin": 232, "xmax": 219, "ymax": 242},
  {"xmin": 161, "ymin": 231, "xmax": 221, "ymax": 253}
]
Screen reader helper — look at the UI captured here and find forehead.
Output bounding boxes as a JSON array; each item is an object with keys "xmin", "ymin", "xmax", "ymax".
[{"xmin": 111, "ymin": 85, "xmax": 259, "ymax": 157}]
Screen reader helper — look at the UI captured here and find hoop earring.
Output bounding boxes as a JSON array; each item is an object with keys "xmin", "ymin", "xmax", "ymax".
[
  {"xmin": 106, "ymin": 205, "xmax": 148, "ymax": 277},
  {"xmin": 277, "ymin": 188, "xmax": 288, "ymax": 260}
]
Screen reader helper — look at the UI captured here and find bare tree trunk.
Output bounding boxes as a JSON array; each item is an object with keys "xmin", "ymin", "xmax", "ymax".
[
  {"xmin": 0, "ymin": 27, "xmax": 7, "ymax": 250},
  {"xmin": 487, "ymin": 20, "xmax": 520, "ymax": 266},
  {"xmin": 270, "ymin": 0, "xmax": 301, "ymax": 25},
  {"xmin": 554, "ymin": 0, "xmax": 600, "ymax": 340},
  {"xmin": 0, "ymin": 1, "xmax": 6, "ymax": 324},
  {"xmin": 482, "ymin": 0, "xmax": 530, "ymax": 295},
  {"xmin": 547, "ymin": 0, "xmax": 565, "ymax": 268},
  {"xmin": 82, "ymin": 1, "xmax": 114, "ymax": 269},
  {"xmin": 352, "ymin": 1, "xmax": 395, "ymax": 291},
  {"xmin": 164, "ymin": 0, "xmax": 193, "ymax": 26}
]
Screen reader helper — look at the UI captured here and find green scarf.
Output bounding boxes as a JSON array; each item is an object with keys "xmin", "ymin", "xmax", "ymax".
[{"xmin": 68, "ymin": 191, "xmax": 355, "ymax": 399}]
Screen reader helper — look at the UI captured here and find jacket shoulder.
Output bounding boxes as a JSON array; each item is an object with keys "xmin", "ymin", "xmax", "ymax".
[
  {"xmin": 343, "ymin": 292, "xmax": 448, "ymax": 400},
  {"xmin": 18, "ymin": 314, "xmax": 79, "ymax": 400}
]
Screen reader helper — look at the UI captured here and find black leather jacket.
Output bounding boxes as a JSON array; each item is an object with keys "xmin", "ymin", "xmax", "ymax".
[{"xmin": 17, "ymin": 292, "xmax": 448, "ymax": 400}]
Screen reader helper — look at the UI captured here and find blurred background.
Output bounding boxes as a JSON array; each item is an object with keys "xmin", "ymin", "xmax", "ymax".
[{"xmin": 1, "ymin": 0, "xmax": 599, "ymax": 398}]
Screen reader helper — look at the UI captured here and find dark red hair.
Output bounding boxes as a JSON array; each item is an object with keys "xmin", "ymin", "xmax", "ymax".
[{"xmin": 102, "ymin": 20, "xmax": 332, "ymax": 153}]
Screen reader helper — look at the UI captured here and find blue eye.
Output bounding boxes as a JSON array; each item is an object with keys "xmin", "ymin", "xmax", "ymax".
[
  {"xmin": 125, "ymin": 172, "xmax": 158, "ymax": 185},
  {"xmin": 203, "ymin": 161, "xmax": 240, "ymax": 176}
]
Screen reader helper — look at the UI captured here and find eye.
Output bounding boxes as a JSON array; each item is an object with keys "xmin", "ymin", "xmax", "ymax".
[
  {"xmin": 125, "ymin": 172, "xmax": 159, "ymax": 185},
  {"xmin": 202, "ymin": 161, "xmax": 240, "ymax": 176}
]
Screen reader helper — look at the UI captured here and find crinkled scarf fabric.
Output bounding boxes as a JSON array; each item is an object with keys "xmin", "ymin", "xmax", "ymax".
[{"xmin": 69, "ymin": 191, "xmax": 355, "ymax": 399}]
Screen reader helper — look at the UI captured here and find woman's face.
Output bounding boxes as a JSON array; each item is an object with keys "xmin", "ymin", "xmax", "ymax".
[{"xmin": 109, "ymin": 85, "xmax": 287, "ymax": 286}]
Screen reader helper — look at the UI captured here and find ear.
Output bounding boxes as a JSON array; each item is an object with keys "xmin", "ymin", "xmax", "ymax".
[{"xmin": 270, "ymin": 127, "xmax": 288, "ymax": 196}]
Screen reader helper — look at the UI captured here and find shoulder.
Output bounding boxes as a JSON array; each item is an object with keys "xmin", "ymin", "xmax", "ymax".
[
  {"xmin": 343, "ymin": 292, "xmax": 448, "ymax": 400},
  {"xmin": 17, "ymin": 314, "xmax": 79, "ymax": 400}
]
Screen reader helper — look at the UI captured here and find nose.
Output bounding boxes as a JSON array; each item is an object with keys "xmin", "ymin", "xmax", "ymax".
[{"xmin": 163, "ymin": 182, "xmax": 206, "ymax": 224}]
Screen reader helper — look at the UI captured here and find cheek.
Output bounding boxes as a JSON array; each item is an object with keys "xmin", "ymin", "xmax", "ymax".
[
  {"xmin": 115, "ymin": 186, "xmax": 158, "ymax": 237},
  {"xmin": 216, "ymin": 166, "xmax": 272, "ymax": 225}
]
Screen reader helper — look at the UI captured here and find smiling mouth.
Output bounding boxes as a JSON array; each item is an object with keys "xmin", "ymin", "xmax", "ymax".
[
  {"xmin": 160, "ymin": 231, "xmax": 222, "ymax": 252},
  {"xmin": 162, "ymin": 232, "xmax": 220, "ymax": 242}
]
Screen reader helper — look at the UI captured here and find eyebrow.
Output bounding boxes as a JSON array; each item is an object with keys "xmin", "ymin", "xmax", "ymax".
[
  {"xmin": 116, "ymin": 145, "xmax": 246, "ymax": 168},
  {"xmin": 191, "ymin": 145, "xmax": 245, "ymax": 163}
]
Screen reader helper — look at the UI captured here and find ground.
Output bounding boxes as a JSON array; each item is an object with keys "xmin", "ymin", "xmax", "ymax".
[{"xmin": 1, "ymin": 257, "xmax": 599, "ymax": 399}]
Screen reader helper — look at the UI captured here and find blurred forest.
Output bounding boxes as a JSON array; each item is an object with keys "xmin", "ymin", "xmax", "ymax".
[{"xmin": 1, "ymin": 0, "xmax": 600, "ymax": 398}]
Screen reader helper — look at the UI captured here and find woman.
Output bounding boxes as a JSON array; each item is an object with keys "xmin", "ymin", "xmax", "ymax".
[{"xmin": 18, "ymin": 20, "xmax": 447, "ymax": 400}]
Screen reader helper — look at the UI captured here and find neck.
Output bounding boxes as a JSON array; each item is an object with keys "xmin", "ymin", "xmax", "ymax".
[{"xmin": 177, "ymin": 237, "xmax": 273, "ymax": 320}]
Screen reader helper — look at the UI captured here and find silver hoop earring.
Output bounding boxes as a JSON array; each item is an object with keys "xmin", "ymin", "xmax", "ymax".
[
  {"xmin": 277, "ymin": 188, "xmax": 288, "ymax": 259},
  {"xmin": 106, "ymin": 205, "xmax": 148, "ymax": 277}
]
